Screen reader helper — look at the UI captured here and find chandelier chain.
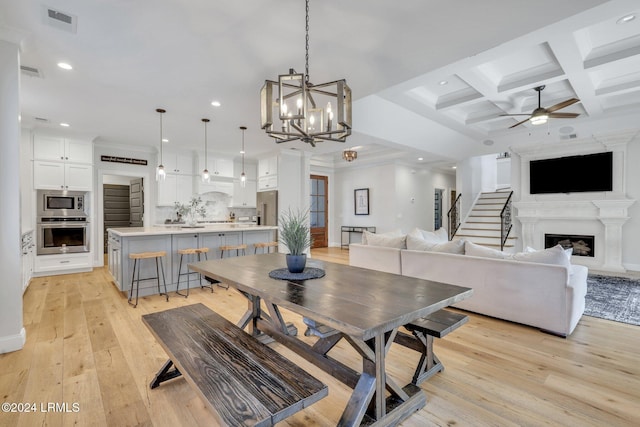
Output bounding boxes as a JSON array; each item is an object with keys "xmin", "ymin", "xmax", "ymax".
[{"xmin": 305, "ymin": 0, "xmax": 310, "ymax": 83}]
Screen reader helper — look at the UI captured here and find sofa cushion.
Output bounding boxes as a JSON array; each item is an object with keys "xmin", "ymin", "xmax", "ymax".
[
  {"xmin": 465, "ymin": 241, "xmax": 506, "ymax": 259},
  {"xmin": 361, "ymin": 229, "xmax": 402, "ymax": 245},
  {"xmin": 362, "ymin": 230, "xmax": 407, "ymax": 249},
  {"xmin": 407, "ymin": 233, "xmax": 465, "ymax": 254},
  {"xmin": 409, "ymin": 227, "xmax": 448, "ymax": 244},
  {"xmin": 512, "ymin": 244, "xmax": 571, "ymax": 270}
]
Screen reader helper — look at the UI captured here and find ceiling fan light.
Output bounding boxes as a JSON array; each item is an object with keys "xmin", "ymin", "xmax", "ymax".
[{"xmin": 530, "ymin": 114, "xmax": 548, "ymax": 125}]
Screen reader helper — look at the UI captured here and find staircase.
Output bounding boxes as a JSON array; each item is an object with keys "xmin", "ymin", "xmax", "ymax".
[{"xmin": 454, "ymin": 190, "xmax": 516, "ymax": 251}]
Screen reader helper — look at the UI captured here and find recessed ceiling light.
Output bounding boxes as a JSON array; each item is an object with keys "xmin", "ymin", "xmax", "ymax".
[
  {"xmin": 60, "ymin": 122, "xmax": 70, "ymax": 127},
  {"xmin": 211, "ymin": 101, "xmax": 221, "ymax": 107},
  {"xmin": 57, "ymin": 62, "xmax": 73, "ymax": 70},
  {"xmin": 439, "ymin": 80, "xmax": 448, "ymax": 86},
  {"xmin": 452, "ymin": 166, "xmax": 457, "ymax": 169},
  {"xmin": 616, "ymin": 14, "xmax": 635, "ymax": 24},
  {"xmin": 483, "ymin": 139, "xmax": 494, "ymax": 146},
  {"xmin": 162, "ymin": 138, "xmax": 169, "ymax": 143},
  {"xmin": 418, "ymin": 157, "xmax": 424, "ymax": 161}
]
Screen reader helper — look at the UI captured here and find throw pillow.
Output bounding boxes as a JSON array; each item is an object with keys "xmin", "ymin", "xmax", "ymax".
[
  {"xmin": 408, "ymin": 227, "xmax": 446, "ymax": 244},
  {"xmin": 363, "ymin": 231, "xmax": 407, "ymax": 248},
  {"xmin": 512, "ymin": 244, "xmax": 571, "ymax": 269},
  {"xmin": 465, "ymin": 241, "xmax": 506, "ymax": 259},
  {"xmin": 361, "ymin": 229, "xmax": 402, "ymax": 245},
  {"xmin": 407, "ymin": 234, "xmax": 465, "ymax": 254},
  {"xmin": 434, "ymin": 227, "xmax": 448, "ymax": 242}
]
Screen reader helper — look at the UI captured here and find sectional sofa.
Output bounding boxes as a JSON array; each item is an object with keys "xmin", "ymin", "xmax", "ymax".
[{"xmin": 349, "ymin": 229, "xmax": 588, "ymax": 337}]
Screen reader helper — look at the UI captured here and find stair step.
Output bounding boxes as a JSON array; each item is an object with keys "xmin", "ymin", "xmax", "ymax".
[
  {"xmin": 461, "ymin": 223, "xmax": 502, "ymax": 230},
  {"xmin": 467, "ymin": 216, "xmax": 501, "ymax": 223},
  {"xmin": 456, "ymin": 236, "xmax": 516, "ymax": 246},
  {"xmin": 469, "ymin": 210, "xmax": 501, "ymax": 217},
  {"xmin": 457, "ymin": 229, "xmax": 502, "ymax": 237}
]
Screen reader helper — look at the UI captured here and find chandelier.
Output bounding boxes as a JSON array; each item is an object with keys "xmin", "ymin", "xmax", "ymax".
[
  {"xmin": 260, "ymin": 0, "xmax": 352, "ymax": 147},
  {"xmin": 342, "ymin": 149, "xmax": 357, "ymax": 162}
]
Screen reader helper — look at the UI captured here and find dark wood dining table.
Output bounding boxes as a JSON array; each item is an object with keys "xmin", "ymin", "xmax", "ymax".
[{"xmin": 189, "ymin": 253, "xmax": 473, "ymax": 426}]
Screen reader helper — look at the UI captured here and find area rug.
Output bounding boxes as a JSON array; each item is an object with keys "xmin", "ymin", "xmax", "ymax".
[{"xmin": 584, "ymin": 274, "xmax": 640, "ymax": 326}]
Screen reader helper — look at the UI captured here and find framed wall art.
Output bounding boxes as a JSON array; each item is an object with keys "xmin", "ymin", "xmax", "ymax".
[{"xmin": 354, "ymin": 188, "xmax": 369, "ymax": 215}]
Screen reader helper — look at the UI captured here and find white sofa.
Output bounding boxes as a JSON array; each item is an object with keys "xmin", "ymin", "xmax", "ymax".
[{"xmin": 349, "ymin": 242, "xmax": 588, "ymax": 337}]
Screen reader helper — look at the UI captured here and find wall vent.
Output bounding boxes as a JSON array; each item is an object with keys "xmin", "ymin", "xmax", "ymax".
[
  {"xmin": 35, "ymin": 117, "xmax": 50, "ymax": 123},
  {"xmin": 20, "ymin": 65, "xmax": 43, "ymax": 78},
  {"xmin": 42, "ymin": 6, "xmax": 78, "ymax": 34},
  {"xmin": 560, "ymin": 133, "xmax": 578, "ymax": 140}
]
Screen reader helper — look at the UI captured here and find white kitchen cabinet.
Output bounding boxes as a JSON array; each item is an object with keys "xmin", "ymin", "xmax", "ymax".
[
  {"xmin": 198, "ymin": 155, "xmax": 234, "ymax": 178},
  {"xmin": 258, "ymin": 175, "xmax": 278, "ymax": 191},
  {"xmin": 232, "ymin": 180, "xmax": 257, "ymax": 207},
  {"xmin": 33, "ymin": 135, "xmax": 93, "ymax": 163},
  {"xmin": 33, "ymin": 161, "xmax": 93, "ymax": 191},
  {"xmin": 162, "ymin": 152, "xmax": 194, "ymax": 175},
  {"xmin": 258, "ymin": 156, "xmax": 278, "ymax": 177},
  {"xmin": 34, "ymin": 252, "xmax": 92, "ymax": 274},
  {"xmin": 234, "ymin": 161, "xmax": 257, "ymax": 181},
  {"xmin": 157, "ymin": 174, "xmax": 194, "ymax": 206}
]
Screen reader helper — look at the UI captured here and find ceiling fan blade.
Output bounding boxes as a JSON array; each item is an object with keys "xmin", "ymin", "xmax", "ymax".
[
  {"xmin": 548, "ymin": 112, "xmax": 580, "ymax": 118},
  {"xmin": 499, "ymin": 113, "xmax": 531, "ymax": 116},
  {"xmin": 509, "ymin": 117, "xmax": 531, "ymax": 128},
  {"xmin": 546, "ymin": 98, "xmax": 579, "ymax": 113}
]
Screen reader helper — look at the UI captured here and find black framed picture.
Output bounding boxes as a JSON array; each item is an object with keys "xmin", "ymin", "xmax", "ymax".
[{"xmin": 354, "ymin": 188, "xmax": 369, "ymax": 215}]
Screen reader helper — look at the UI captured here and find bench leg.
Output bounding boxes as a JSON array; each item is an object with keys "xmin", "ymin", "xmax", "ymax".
[
  {"xmin": 411, "ymin": 331, "xmax": 443, "ymax": 385},
  {"xmin": 150, "ymin": 359, "xmax": 182, "ymax": 389}
]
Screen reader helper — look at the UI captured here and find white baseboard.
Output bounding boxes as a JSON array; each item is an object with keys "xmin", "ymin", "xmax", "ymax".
[
  {"xmin": 623, "ymin": 263, "xmax": 640, "ymax": 273},
  {"xmin": 0, "ymin": 327, "xmax": 26, "ymax": 354}
]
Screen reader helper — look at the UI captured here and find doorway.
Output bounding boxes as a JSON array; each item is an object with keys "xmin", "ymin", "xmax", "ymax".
[
  {"xmin": 102, "ymin": 175, "xmax": 144, "ymax": 253},
  {"xmin": 310, "ymin": 175, "xmax": 328, "ymax": 248}
]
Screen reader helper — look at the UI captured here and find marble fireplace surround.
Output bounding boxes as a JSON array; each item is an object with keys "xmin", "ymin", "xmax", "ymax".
[{"xmin": 512, "ymin": 131, "xmax": 637, "ymax": 273}]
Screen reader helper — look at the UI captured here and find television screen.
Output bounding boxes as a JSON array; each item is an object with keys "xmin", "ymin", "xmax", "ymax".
[{"xmin": 529, "ymin": 152, "xmax": 613, "ymax": 194}]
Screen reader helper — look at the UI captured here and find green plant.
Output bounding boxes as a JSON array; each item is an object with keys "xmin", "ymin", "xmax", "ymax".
[
  {"xmin": 175, "ymin": 196, "xmax": 207, "ymax": 224},
  {"xmin": 279, "ymin": 208, "xmax": 313, "ymax": 255}
]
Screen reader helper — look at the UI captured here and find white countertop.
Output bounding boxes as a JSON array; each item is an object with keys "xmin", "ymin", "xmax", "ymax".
[{"xmin": 108, "ymin": 224, "xmax": 277, "ymax": 237}]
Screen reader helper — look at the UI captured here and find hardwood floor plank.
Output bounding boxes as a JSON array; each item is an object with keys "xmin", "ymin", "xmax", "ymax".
[{"xmin": 1, "ymin": 247, "xmax": 638, "ymax": 427}]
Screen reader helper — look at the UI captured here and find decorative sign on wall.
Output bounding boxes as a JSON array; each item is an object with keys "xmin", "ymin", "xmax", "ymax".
[{"xmin": 101, "ymin": 155, "xmax": 148, "ymax": 166}]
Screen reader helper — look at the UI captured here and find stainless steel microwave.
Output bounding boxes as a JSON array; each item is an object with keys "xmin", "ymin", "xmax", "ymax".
[{"xmin": 37, "ymin": 190, "xmax": 86, "ymax": 218}]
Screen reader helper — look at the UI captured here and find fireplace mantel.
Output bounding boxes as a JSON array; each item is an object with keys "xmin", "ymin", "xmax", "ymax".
[{"xmin": 511, "ymin": 131, "xmax": 637, "ymax": 272}]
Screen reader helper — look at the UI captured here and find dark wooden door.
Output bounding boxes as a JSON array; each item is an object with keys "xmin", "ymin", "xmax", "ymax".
[
  {"xmin": 103, "ymin": 184, "xmax": 130, "ymax": 253},
  {"xmin": 310, "ymin": 175, "xmax": 328, "ymax": 248},
  {"xmin": 129, "ymin": 178, "xmax": 144, "ymax": 227}
]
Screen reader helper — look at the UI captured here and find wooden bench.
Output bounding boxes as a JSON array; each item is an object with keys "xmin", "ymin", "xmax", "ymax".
[
  {"xmin": 142, "ymin": 303, "xmax": 327, "ymax": 427},
  {"xmin": 394, "ymin": 309, "xmax": 468, "ymax": 385}
]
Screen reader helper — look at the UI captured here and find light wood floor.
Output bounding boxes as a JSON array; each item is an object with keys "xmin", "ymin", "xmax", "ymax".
[{"xmin": 2, "ymin": 247, "xmax": 639, "ymax": 426}]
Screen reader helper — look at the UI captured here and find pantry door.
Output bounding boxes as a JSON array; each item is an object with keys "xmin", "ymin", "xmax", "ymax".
[{"xmin": 310, "ymin": 175, "xmax": 328, "ymax": 248}]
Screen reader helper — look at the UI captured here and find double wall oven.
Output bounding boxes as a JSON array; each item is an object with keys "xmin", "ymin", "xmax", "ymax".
[{"xmin": 37, "ymin": 190, "xmax": 90, "ymax": 255}]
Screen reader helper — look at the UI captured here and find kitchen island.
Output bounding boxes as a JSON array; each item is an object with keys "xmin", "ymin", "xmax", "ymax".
[{"xmin": 107, "ymin": 225, "xmax": 278, "ymax": 296}]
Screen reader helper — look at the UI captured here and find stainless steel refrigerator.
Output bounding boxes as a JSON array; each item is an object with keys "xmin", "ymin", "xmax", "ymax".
[{"xmin": 256, "ymin": 190, "xmax": 278, "ymax": 226}]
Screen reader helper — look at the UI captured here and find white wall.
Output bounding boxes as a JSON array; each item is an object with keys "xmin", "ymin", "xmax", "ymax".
[
  {"xmin": 0, "ymin": 40, "xmax": 25, "ymax": 353},
  {"xmin": 623, "ymin": 135, "xmax": 640, "ymax": 271},
  {"xmin": 331, "ymin": 162, "xmax": 455, "ymax": 246}
]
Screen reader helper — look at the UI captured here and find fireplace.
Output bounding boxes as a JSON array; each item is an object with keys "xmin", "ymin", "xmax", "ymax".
[{"xmin": 545, "ymin": 234, "xmax": 594, "ymax": 257}]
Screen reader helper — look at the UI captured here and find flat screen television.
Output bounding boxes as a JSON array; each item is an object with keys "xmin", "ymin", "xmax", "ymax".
[{"xmin": 529, "ymin": 152, "xmax": 613, "ymax": 194}]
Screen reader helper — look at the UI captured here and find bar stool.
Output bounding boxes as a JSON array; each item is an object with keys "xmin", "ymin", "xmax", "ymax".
[
  {"xmin": 176, "ymin": 247, "xmax": 212, "ymax": 297},
  {"xmin": 220, "ymin": 244, "xmax": 247, "ymax": 258},
  {"xmin": 217, "ymin": 244, "xmax": 247, "ymax": 289},
  {"xmin": 128, "ymin": 251, "xmax": 169, "ymax": 308},
  {"xmin": 254, "ymin": 241, "xmax": 278, "ymax": 254}
]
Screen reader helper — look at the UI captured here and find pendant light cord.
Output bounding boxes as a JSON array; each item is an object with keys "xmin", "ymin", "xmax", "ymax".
[{"xmin": 305, "ymin": 0, "xmax": 310, "ymax": 84}]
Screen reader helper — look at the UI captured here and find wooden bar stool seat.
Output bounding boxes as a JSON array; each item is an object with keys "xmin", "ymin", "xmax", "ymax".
[
  {"xmin": 254, "ymin": 241, "xmax": 278, "ymax": 254},
  {"xmin": 176, "ymin": 247, "xmax": 212, "ymax": 297},
  {"xmin": 220, "ymin": 244, "xmax": 247, "ymax": 258},
  {"xmin": 128, "ymin": 251, "xmax": 169, "ymax": 308}
]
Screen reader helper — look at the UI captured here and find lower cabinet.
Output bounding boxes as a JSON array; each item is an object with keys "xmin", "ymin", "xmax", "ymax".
[
  {"xmin": 120, "ymin": 235, "xmax": 173, "ymax": 295},
  {"xmin": 200, "ymin": 232, "xmax": 242, "ymax": 259},
  {"xmin": 34, "ymin": 253, "xmax": 92, "ymax": 274}
]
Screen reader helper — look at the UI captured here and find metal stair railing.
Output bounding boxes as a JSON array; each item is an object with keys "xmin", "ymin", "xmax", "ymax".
[
  {"xmin": 500, "ymin": 191, "xmax": 513, "ymax": 251},
  {"xmin": 447, "ymin": 193, "xmax": 462, "ymax": 241}
]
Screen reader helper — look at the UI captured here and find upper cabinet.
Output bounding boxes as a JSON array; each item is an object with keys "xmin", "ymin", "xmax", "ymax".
[
  {"xmin": 162, "ymin": 152, "xmax": 194, "ymax": 175},
  {"xmin": 258, "ymin": 156, "xmax": 278, "ymax": 177},
  {"xmin": 197, "ymin": 154, "xmax": 234, "ymax": 178},
  {"xmin": 33, "ymin": 135, "xmax": 93, "ymax": 164},
  {"xmin": 33, "ymin": 135, "xmax": 93, "ymax": 191}
]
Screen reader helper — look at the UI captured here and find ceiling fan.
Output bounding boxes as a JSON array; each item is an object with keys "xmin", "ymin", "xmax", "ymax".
[{"xmin": 501, "ymin": 85, "xmax": 580, "ymax": 129}]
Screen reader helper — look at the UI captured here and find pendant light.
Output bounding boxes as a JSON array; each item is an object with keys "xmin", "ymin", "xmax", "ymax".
[
  {"xmin": 201, "ymin": 118, "xmax": 211, "ymax": 183},
  {"xmin": 155, "ymin": 108, "xmax": 166, "ymax": 181},
  {"xmin": 239, "ymin": 126, "xmax": 247, "ymax": 188}
]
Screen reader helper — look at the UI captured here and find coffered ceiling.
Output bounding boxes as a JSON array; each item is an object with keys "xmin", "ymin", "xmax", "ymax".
[{"xmin": 2, "ymin": 0, "xmax": 639, "ymax": 169}]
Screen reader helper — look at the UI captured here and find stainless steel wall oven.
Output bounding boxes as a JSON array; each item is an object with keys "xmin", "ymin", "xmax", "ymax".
[{"xmin": 36, "ymin": 190, "xmax": 90, "ymax": 255}]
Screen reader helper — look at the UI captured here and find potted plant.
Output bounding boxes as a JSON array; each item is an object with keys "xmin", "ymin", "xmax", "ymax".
[{"xmin": 279, "ymin": 208, "xmax": 313, "ymax": 273}]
